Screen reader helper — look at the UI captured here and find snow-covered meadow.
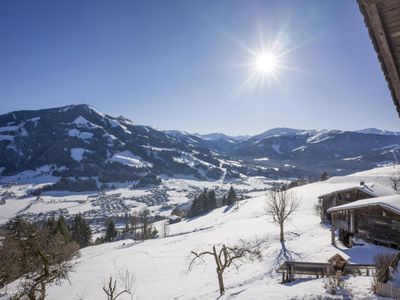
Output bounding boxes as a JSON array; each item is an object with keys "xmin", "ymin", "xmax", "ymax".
[{"xmin": 3, "ymin": 165, "xmax": 400, "ymax": 299}]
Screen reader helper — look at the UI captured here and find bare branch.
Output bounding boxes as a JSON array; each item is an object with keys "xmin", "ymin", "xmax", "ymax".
[
  {"xmin": 188, "ymin": 239, "xmax": 267, "ymax": 296},
  {"xmin": 103, "ymin": 270, "xmax": 135, "ymax": 300},
  {"xmin": 265, "ymin": 189, "xmax": 301, "ymax": 242},
  {"xmin": 188, "ymin": 250, "xmax": 214, "ymax": 271}
]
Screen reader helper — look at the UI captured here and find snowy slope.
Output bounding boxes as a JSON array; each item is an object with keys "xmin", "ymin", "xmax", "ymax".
[{"xmin": 3, "ymin": 165, "xmax": 399, "ymax": 299}]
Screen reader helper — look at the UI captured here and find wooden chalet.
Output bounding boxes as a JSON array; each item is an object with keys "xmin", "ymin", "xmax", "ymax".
[
  {"xmin": 318, "ymin": 181, "xmax": 397, "ymax": 223},
  {"xmin": 358, "ymin": 0, "xmax": 400, "ymax": 116},
  {"xmin": 327, "ymin": 194, "xmax": 400, "ymax": 248}
]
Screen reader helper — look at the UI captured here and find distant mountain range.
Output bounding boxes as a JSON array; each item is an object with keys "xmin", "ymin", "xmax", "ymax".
[{"xmin": 1, "ymin": 104, "xmax": 400, "ymax": 190}]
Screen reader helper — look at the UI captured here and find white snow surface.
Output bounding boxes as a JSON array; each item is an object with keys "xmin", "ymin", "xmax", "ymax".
[
  {"xmin": 110, "ymin": 150, "xmax": 152, "ymax": 168},
  {"xmin": 328, "ymin": 194, "xmax": 400, "ymax": 214},
  {"xmin": 317, "ymin": 181, "xmax": 397, "ymax": 198},
  {"xmin": 68, "ymin": 128, "xmax": 93, "ymax": 139},
  {"xmin": 70, "ymin": 148, "xmax": 89, "ymax": 162},
  {"xmin": 3, "ymin": 165, "xmax": 400, "ymax": 299},
  {"xmin": 254, "ymin": 157, "xmax": 269, "ymax": 161}
]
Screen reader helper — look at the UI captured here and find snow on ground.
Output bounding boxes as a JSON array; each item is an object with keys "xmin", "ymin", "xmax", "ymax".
[
  {"xmin": 110, "ymin": 150, "xmax": 152, "ymax": 168},
  {"xmin": 70, "ymin": 148, "xmax": 91, "ymax": 162},
  {"xmin": 68, "ymin": 128, "xmax": 94, "ymax": 139},
  {"xmin": 105, "ymin": 188, "xmax": 150, "ymax": 198},
  {"xmin": 0, "ymin": 197, "xmax": 35, "ymax": 224},
  {"xmin": 3, "ymin": 165, "xmax": 399, "ymax": 299},
  {"xmin": 166, "ymin": 189, "xmax": 189, "ymax": 204}
]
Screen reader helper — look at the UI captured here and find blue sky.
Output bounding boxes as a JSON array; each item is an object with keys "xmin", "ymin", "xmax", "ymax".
[{"xmin": 0, "ymin": 0, "xmax": 398, "ymax": 135}]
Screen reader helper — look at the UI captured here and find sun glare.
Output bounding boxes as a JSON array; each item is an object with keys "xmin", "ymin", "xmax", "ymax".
[
  {"xmin": 235, "ymin": 30, "xmax": 300, "ymax": 91},
  {"xmin": 253, "ymin": 52, "xmax": 279, "ymax": 74}
]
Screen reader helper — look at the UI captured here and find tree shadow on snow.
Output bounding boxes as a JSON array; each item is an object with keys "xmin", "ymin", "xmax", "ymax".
[
  {"xmin": 283, "ymin": 277, "xmax": 316, "ymax": 286},
  {"xmin": 223, "ymin": 204, "xmax": 235, "ymax": 213},
  {"xmin": 273, "ymin": 241, "xmax": 302, "ymax": 267},
  {"xmin": 185, "ymin": 210, "xmax": 214, "ymax": 222}
]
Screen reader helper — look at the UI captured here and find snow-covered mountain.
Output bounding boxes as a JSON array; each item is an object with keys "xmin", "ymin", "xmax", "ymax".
[
  {"xmin": 1, "ymin": 104, "xmax": 400, "ymax": 192},
  {"xmin": 0, "ymin": 105, "xmax": 299, "ymax": 193},
  {"xmin": 196, "ymin": 132, "xmax": 250, "ymax": 141},
  {"xmin": 356, "ymin": 128, "xmax": 400, "ymax": 136}
]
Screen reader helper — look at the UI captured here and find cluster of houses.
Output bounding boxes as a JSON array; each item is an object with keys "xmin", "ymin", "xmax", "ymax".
[{"xmin": 318, "ymin": 181, "xmax": 400, "ymax": 249}]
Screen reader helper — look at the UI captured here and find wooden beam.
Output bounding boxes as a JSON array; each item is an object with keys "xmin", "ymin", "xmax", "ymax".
[{"xmin": 364, "ymin": 2, "xmax": 400, "ymax": 109}]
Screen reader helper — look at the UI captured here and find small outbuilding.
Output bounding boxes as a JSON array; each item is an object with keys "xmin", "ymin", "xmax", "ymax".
[
  {"xmin": 277, "ymin": 253, "xmax": 375, "ymax": 283},
  {"xmin": 318, "ymin": 181, "xmax": 397, "ymax": 223}
]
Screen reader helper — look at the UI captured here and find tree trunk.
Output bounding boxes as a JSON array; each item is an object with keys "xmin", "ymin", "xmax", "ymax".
[
  {"xmin": 279, "ymin": 222, "xmax": 284, "ymax": 242},
  {"xmin": 217, "ymin": 270, "xmax": 225, "ymax": 295}
]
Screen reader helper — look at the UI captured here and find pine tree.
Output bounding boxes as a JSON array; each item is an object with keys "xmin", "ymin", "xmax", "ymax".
[
  {"xmin": 227, "ymin": 186, "xmax": 237, "ymax": 206},
  {"xmin": 139, "ymin": 209, "xmax": 152, "ymax": 240},
  {"xmin": 130, "ymin": 211, "xmax": 138, "ymax": 240},
  {"xmin": 104, "ymin": 218, "xmax": 118, "ymax": 242},
  {"xmin": 45, "ymin": 217, "xmax": 57, "ymax": 234},
  {"xmin": 124, "ymin": 218, "xmax": 129, "ymax": 233},
  {"xmin": 188, "ymin": 195, "xmax": 203, "ymax": 217},
  {"xmin": 206, "ymin": 189, "xmax": 217, "ymax": 211},
  {"xmin": 222, "ymin": 195, "xmax": 227, "ymax": 206},
  {"xmin": 71, "ymin": 214, "xmax": 92, "ymax": 247},
  {"xmin": 58, "ymin": 216, "xmax": 72, "ymax": 242},
  {"xmin": 320, "ymin": 171, "xmax": 329, "ymax": 181}
]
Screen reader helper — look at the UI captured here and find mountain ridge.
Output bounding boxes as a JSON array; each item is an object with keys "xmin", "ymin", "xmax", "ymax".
[{"xmin": 1, "ymin": 104, "xmax": 400, "ymax": 191}]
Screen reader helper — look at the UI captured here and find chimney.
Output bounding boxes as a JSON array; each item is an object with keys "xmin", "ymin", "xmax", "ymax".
[{"xmin": 360, "ymin": 181, "xmax": 365, "ymax": 186}]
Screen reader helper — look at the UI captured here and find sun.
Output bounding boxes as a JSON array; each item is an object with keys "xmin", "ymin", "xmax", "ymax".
[{"xmin": 253, "ymin": 52, "xmax": 279, "ymax": 74}]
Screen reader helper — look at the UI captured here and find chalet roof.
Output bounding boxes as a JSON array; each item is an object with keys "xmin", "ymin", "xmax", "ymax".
[
  {"xmin": 358, "ymin": 0, "xmax": 400, "ymax": 116},
  {"xmin": 317, "ymin": 182, "xmax": 397, "ymax": 199},
  {"xmin": 327, "ymin": 194, "xmax": 400, "ymax": 215}
]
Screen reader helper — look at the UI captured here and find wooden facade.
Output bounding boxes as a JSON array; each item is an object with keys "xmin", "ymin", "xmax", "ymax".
[
  {"xmin": 331, "ymin": 205, "xmax": 400, "ymax": 248},
  {"xmin": 319, "ymin": 187, "xmax": 373, "ymax": 223},
  {"xmin": 358, "ymin": 0, "xmax": 400, "ymax": 116}
]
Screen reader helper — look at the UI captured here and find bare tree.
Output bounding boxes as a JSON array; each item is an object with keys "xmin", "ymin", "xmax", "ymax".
[
  {"xmin": 265, "ymin": 189, "xmax": 301, "ymax": 242},
  {"xmin": 102, "ymin": 270, "xmax": 135, "ymax": 300},
  {"xmin": 390, "ymin": 176, "xmax": 400, "ymax": 192},
  {"xmin": 161, "ymin": 220, "xmax": 169, "ymax": 238},
  {"xmin": 13, "ymin": 252, "xmax": 74, "ymax": 300},
  {"xmin": 373, "ymin": 251, "xmax": 399, "ymax": 284},
  {"xmin": 188, "ymin": 239, "xmax": 264, "ymax": 296}
]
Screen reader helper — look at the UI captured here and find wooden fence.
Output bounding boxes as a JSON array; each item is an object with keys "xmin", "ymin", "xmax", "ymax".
[{"xmin": 375, "ymin": 282, "xmax": 400, "ymax": 300}]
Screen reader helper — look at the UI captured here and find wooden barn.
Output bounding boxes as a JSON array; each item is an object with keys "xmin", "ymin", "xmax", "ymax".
[
  {"xmin": 327, "ymin": 194, "xmax": 400, "ymax": 248},
  {"xmin": 318, "ymin": 181, "xmax": 397, "ymax": 223}
]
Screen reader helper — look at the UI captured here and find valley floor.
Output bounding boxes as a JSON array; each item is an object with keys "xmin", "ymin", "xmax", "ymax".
[{"xmin": 3, "ymin": 166, "xmax": 400, "ymax": 299}]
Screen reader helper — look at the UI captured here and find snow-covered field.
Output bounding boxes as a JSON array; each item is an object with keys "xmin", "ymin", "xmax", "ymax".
[
  {"xmin": 3, "ymin": 165, "xmax": 400, "ymax": 299},
  {"xmin": 0, "ymin": 170, "xmax": 276, "ymax": 225}
]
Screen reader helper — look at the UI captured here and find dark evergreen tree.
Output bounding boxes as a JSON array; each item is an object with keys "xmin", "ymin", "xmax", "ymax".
[
  {"xmin": 188, "ymin": 188, "xmax": 219, "ymax": 217},
  {"xmin": 188, "ymin": 195, "xmax": 203, "ymax": 217},
  {"xmin": 205, "ymin": 189, "xmax": 217, "ymax": 211},
  {"xmin": 222, "ymin": 195, "xmax": 227, "ymax": 206},
  {"xmin": 71, "ymin": 214, "xmax": 92, "ymax": 247},
  {"xmin": 124, "ymin": 218, "xmax": 129, "ymax": 233},
  {"xmin": 45, "ymin": 217, "xmax": 57, "ymax": 234},
  {"xmin": 56, "ymin": 216, "xmax": 72, "ymax": 243},
  {"xmin": 104, "ymin": 218, "xmax": 118, "ymax": 242},
  {"xmin": 226, "ymin": 186, "xmax": 237, "ymax": 206},
  {"xmin": 320, "ymin": 171, "xmax": 329, "ymax": 181},
  {"xmin": 130, "ymin": 212, "xmax": 138, "ymax": 239}
]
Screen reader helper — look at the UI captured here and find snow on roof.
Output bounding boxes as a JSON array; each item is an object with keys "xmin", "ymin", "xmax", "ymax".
[
  {"xmin": 317, "ymin": 182, "xmax": 397, "ymax": 198},
  {"xmin": 327, "ymin": 194, "xmax": 400, "ymax": 215}
]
